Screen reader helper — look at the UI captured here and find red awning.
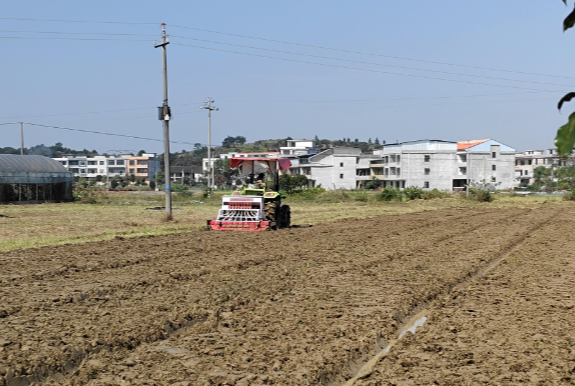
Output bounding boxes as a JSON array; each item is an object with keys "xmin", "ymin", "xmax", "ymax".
[{"xmin": 229, "ymin": 157, "xmax": 292, "ymax": 170}]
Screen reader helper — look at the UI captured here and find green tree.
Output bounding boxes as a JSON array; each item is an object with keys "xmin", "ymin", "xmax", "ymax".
[
  {"xmin": 154, "ymin": 171, "xmax": 165, "ymax": 185},
  {"xmin": 555, "ymin": 2, "xmax": 575, "ymax": 155}
]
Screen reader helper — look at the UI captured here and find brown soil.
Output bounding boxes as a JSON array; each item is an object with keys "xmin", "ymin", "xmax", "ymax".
[
  {"xmin": 0, "ymin": 207, "xmax": 570, "ymax": 385},
  {"xmin": 354, "ymin": 209, "xmax": 575, "ymax": 386}
]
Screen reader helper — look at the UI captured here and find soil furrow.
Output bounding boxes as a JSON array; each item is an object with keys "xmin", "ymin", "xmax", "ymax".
[{"xmin": 0, "ymin": 207, "xmax": 560, "ymax": 386}]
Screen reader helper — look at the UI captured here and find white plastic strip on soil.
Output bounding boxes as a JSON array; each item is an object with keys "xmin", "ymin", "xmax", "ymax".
[{"xmin": 343, "ymin": 309, "xmax": 429, "ymax": 385}]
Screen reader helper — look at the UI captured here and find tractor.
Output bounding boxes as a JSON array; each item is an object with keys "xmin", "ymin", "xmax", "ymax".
[{"xmin": 207, "ymin": 157, "xmax": 292, "ymax": 231}]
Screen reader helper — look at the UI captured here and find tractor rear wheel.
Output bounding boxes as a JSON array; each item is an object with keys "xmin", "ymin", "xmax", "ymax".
[
  {"xmin": 264, "ymin": 201, "xmax": 276, "ymax": 221},
  {"xmin": 279, "ymin": 205, "xmax": 291, "ymax": 228}
]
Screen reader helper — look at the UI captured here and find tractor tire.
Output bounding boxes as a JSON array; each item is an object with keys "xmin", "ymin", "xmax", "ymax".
[
  {"xmin": 279, "ymin": 205, "xmax": 291, "ymax": 229},
  {"xmin": 264, "ymin": 201, "xmax": 276, "ymax": 221}
]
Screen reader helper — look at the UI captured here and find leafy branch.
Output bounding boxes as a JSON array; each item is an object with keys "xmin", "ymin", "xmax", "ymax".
[{"xmin": 557, "ymin": 1, "xmax": 575, "ymax": 155}]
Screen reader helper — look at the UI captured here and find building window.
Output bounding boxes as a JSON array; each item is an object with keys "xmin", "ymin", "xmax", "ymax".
[
  {"xmin": 397, "ymin": 168, "xmax": 401, "ymax": 176},
  {"xmin": 116, "ymin": 160, "xmax": 125, "ymax": 165},
  {"xmin": 59, "ymin": 161, "xmax": 67, "ymax": 165},
  {"xmin": 424, "ymin": 155, "xmax": 430, "ymax": 162},
  {"xmin": 69, "ymin": 160, "xmax": 79, "ymax": 166},
  {"xmin": 424, "ymin": 181, "xmax": 429, "ymax": 188},
  {"xmin": 492, "ymin": 152, "xmax": 496, "ymax": 158},
  {"xmin": 340, "ymin": 174, "xmax": 344, "ymax": 179},
  {"xmin": 129, "ymin": 168, "xmax": 135, "ymax": 174},
  {"xmin": 524, "ymin": 170, "xmax": 528, "ymax": 175},
  {"xmin": 138, "ymin": 160, "xmax": 148, "ymax": 166},
  {"xmin": 340, "ymin": 162, "xmax": 344, "ymax": 167},
  {"xmin": 137, "ymin": 168, "xmax": 148, "ymax": 174},
  {"xmin": 492, "ymin": 165, "xmax": 496, "ymax": 171},
  {"xmin": 459, "ymin": 167, "xmax": 467, "ymax": 175},
  {"xmin": 397, "ymin": 155, "xmax": 401, "ymax": 163},
  {"xmin": 424, "ymin": 168, "xmax": 430, "ymax": 175},
  {"xmin": 108, "ymin": 160, "xmax": 115, "ymax": 165},
  {"xmin": 80, "ymin": 169, "xmax": 86, "ymax": 173},
  {"xmin": 491, "ymin": 176, "xmax": 496, "ymax": 182},
  {"xmin": 458, "ymin": 154, "xmax": 467, "ymax": 162},
  {"xmin": 528, "ymin": 160, "xmax": 532, "ymax": 165},
  {"xmin": 88, "ymin": 168, "xmax": 97, "ymax": 174},
  {"xmin": 88, "ymin": 161, "xmax": 97, "ymax": 165},
  {"xmin": 99, "ymin": 161, "xmax": 105, "ymax": 165},
  {"xmin": 129, "ymin": 160, "xmax": 135, "ymax": 166}
]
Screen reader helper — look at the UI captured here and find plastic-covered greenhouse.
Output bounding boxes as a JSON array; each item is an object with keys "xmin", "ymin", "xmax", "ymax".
[{"xmin": 0, "ymin": 155, "xmax": 72, "ymax": 204}]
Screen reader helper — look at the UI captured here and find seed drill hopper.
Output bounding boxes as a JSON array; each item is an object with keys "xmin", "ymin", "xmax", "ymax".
[{"xmin": 208, "ymin": 157, "xmax": 292, "ymax": 231}]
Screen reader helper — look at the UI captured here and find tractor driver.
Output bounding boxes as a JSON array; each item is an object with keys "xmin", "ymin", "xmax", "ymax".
[{"xmin": 255, "ymin": 173, "xmax": 266, "ymax": 189}]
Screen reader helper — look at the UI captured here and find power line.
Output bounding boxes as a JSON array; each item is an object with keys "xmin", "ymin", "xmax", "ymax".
[
  {"xmin": 1, "ymin": 16, "xmax": 571, "ymax": 80},
  {"xmin": 216, "ymin": 90, "xmax": 565, "ymax": 103},
  {"xmin": 0, "ymin": 17, "xmax": 156, "ymax": 26},
  {"xmin": 0, "ymin": 29, "xmax": 156, "ymax": 37},
  {"xmin": 21, "ymin": 122, "xmax": 198, "ymax": 146},
  {"xmin": 170, "ymin": 24, "xmax": 575, "ymax": 81},
  {"xmin": 3, "ymin": 27, "xmax": 569, "ymax": 87},
  {"xmin": 170, "ymin": 35, "xmax": 574, "ymax": 88},
  {"xmin": 0, "ymin": 36, "xmax": 149, "ymax": 42},
  {"xmin": 172, "ymin": 43, "xmax": 558, "ymax": 91}
]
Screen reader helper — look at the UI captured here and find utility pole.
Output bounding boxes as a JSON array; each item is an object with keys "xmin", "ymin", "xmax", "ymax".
[
  {"xmin": 20, "ymin": 122, "xmax": 24, "ymax": 155},
  {"xmin": 200, "ymin": 98, "xmax": 218, "ymax": 196},
  {"xmin": 154, "ymin": 23, "xmax": 172, "ymax": 219}
]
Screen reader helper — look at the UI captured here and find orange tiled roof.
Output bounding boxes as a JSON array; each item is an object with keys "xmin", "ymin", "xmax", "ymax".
[{"xmin": 457, "ymin": 139, "xmax": 490, "ymax": 151}]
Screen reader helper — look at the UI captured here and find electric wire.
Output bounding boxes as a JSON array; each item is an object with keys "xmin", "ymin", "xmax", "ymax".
[
  {"xmin": 0, "ymin": 17, "xmax": 571, "ymax": 80},
  {"xmin": 172, "ymin": 43, "xmax": 560, "ymax": 91},
  {"xmin": 169, "ymin": 24, "xmax": 575, "ymax": 80},
  {"xmin": 22, "ymin": 122, "xmax": 198, "ymax": 146},
  {"xmin": 0, "ymin": 17, "xmax": 156, "ymax": 26},
  {"xmin": 1, "ymin": 27, "xmax": 571, "ymax": 87},
  {"xmin": 170, "ymin": 35, "xmax": 574, "ymax": 88},
  {"xmin": 0, "ymin": 36, "xmax": 149, "ymax": 42},
  {"xmin": 0, "ymin": 29, "xmax": 156, "ymax": 37}
]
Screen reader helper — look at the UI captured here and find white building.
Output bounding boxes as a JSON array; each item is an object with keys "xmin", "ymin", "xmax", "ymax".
[
  {"xmin": 53, "ymin": 153, "xmax": 160, "ymax": 182},
  {"xmin": 514, "ymin": 148, "xmax": 566, "ymax": 187},
  {"xmin": 279, "ymin": 139, "xmax": 317, "ymax": 157},
  {"xmin": 289, "ymin": 147, "xmax": 363, "ymax": 190},
  {"xmin": 379, "ymin": 139, "xmax": 516, "ymax": 190},
  {"xmin": 54, "ymin": 154, "xmax": 129, "ymax": 178}
]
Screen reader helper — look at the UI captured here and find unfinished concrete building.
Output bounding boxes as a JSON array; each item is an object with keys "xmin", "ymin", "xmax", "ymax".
[
  {"xmin": 378, "ymin": 139, "xmax": 516, "ymax": 190},
  {"xmin": 0, "ymin": 155, "xmax": 73, "ymax": 204}
]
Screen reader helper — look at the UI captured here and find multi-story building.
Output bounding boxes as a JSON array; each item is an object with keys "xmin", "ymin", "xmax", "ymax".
[
  {"xmin": 514, "ymin": 148, "xmax": 566, "ymax": 187},
  {"xmin": 288, "ymin": 147, "xmax": 363, "ymax": 190},
  {"xmin": 377, "ymin": 139, "xmax": 516, "ymax": 190},
  {"xmin": 279, "ymin": 139, "xmax": 317, "ymax": 157},
  {"xmin": 53, "ymin": 153, "xmax": 159, "ymax": 184},
  {"xmin": 126, "ymin": 153, "xmax": 160, "ymax": 184},
  {"xmin": 54, "ymin": 154, "xmax": 128, "ymax": 178}
]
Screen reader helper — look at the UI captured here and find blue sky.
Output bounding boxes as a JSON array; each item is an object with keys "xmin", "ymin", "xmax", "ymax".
[{"xmin": 1, "ymin": 1, "xmax": 574, "ymax": 153}]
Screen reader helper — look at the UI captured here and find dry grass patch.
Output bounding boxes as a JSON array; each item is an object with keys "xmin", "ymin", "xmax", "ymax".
[{"xmin": 0, "ymin": 192, "xmax": 571, "ymax": 253}]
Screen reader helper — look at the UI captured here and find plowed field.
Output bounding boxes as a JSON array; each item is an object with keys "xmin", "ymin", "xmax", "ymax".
[{"xmin": 0, "ymin": 206, "xmax": 571, "ymax": 385}]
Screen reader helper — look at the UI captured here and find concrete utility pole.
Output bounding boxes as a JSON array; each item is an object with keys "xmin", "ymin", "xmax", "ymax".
[
  {"xmin": 20, "ymin": 122, "xmax": 24, "ymax": 155},
  {"xmin": 200, "ymin": 98, "xmax": 218, "ymax": 196},
  {"xmin": 154, "ymin": 23, "xmax": 172, "ymax": 219}
]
